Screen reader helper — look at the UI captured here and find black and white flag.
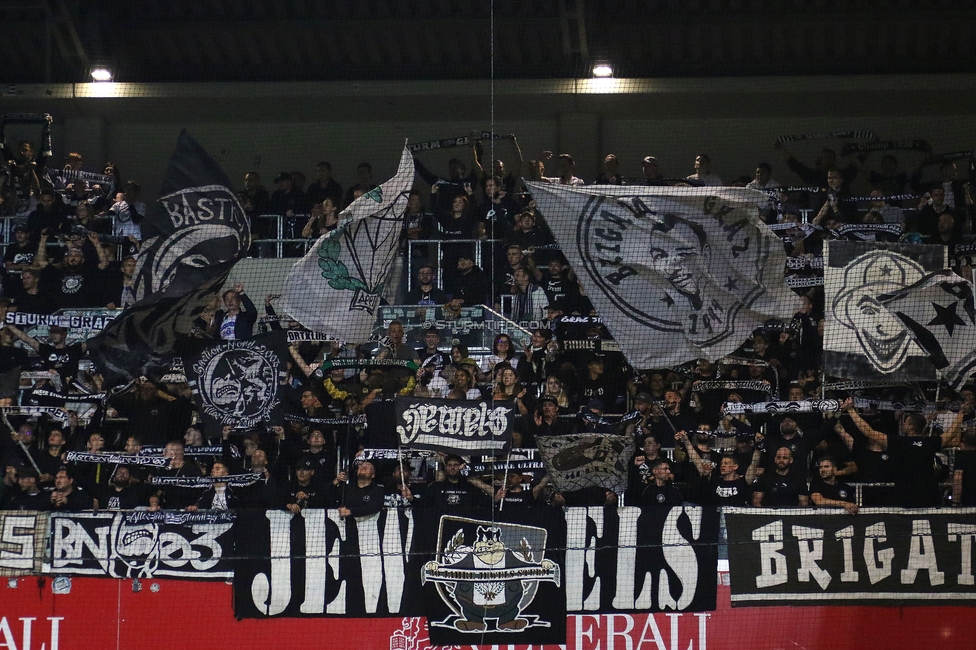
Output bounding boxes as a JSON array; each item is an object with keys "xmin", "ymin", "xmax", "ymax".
[
  {"xmin": 185, "ymin": 330, "xmax": 290, "ymax": 431},
  {"xmin": 824, "ymin": 241, "xmax": 948, "ymax": 381},
  {"xmin": 89, "ymin": 131, "xmax": 250, "ymax": 386},
  {"xmin": 528, "ymin": 184, "xmax": 797, "ymax": 367},
  {"xmin": 395, "ymin": 396, "xmax": 514, "ymax": 455},
  {"xmin": 880, "ymin": 271, "xmax": 976, "ymax": 389},
  {"xmin": 536, "ymin": 434, "xmax": 634, "ymax": 494}
]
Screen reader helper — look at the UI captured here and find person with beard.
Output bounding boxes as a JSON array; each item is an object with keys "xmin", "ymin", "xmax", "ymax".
[
  {"xmin": 751, "ymin": 447, "xmax": 810, "ymax": 507},
  {"xmin": 492, "ymin": 471, "xmax": 537, "ymax": 508},
  {"xmin": 48, "ymin": 468, "xmax": 92, "ymax": 511},
  {"xmin": 405, "ymin": 264, "xmax": 449, "ymax": 307},
  {"xmin": 34, "ymin": 233, "xmax": 112, "ymax": 308},
  {"xmin": 648, "ymin": 390, "xmax": 695, "ymax": 448},
  {"xmin": 537, "ymin": 256, "xmax": 578, "ymax": 308},
  {"xmin": 810, "ymin": 456, "xmax": 858, "ymax": 515},
  {"xmin": 640, "ymin": 459, "xmax": 684, "ymax": 508},
  {"xmin": 759, "ymin": 416, "xmax": 826, "ymax": 475},
  {"xmin": 95, "ymin": 465, "xmax": 152, "ymax": 510},
  {"xmin": 384, "ymin": 462, "xmax": 419, "ymax": 508},
  {"xmin": 336, "ymin": 461, "xmax": 385, "ymax": 518},
  {"xmin": 421, "ymin": 455, "xmax": 488, "ymax": 510}
]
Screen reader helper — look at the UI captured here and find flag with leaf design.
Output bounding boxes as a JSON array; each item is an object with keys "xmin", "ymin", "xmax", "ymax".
[{"xmin": 280, "ymin": 147, "xmax": 414, "ymax": 342}]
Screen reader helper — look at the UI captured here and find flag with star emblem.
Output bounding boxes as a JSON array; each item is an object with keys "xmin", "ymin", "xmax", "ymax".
[
  {"xmin": 823, "ymin": 241, "xmax": 948, "ymax": 381},
  {"xmin": 526, "ymin": 183, "xmax": 798, "ymax": 367},
  {"xmin": 879, "ymin": 271, "xmax": 976, "ymax": 388}
]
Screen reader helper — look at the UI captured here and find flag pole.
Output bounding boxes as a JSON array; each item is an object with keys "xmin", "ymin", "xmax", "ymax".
[{"xmin": 498, "ymin": 450, "xmax": 512, "ymax": 512}]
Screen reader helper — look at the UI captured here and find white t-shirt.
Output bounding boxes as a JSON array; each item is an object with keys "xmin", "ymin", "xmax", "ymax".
[{"xmin": 219, "ymin": 314, "xmax": 237, "ymax": 340}]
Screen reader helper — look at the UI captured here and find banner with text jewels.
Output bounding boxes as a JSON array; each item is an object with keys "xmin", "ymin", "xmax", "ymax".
[
  {"xmin": 232, "ymin": 505, "xmax": 719, "ymax": 645},
  {"xmin": 725, "ymin": 508, "xmax": 976, "ymax": 606}
]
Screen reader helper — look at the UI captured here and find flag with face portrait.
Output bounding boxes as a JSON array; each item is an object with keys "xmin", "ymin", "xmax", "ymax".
[
  {"xmin": 527, "ymin": 184, "xmax": 797, "ymax": 367},
  {"xmin": 823, "ymin": 241, "xmax": 948, "ymax": 381},
  {"xmin": 878, "ymin": 270, "xmax": 976, "ymax": 388},
  {"xmin": 280, "ymin": 147, "xmax": 414, "ymax": 343}
]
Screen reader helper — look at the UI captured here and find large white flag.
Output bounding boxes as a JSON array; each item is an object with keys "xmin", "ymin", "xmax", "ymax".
[
  {"xmin": 280, "ymin": 147, "xmax": 414, "ymax": 342},
  {"xmin": 527, "ymin": 183, "xmax": 797, "ymax": 367}
]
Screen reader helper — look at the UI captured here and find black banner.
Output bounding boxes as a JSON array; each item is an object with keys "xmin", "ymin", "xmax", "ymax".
[
  {"xmin": 395, "ymin": 396, "xmax": 514, "ymax": 455},
  {"xmin": 48, "ymin": 510, "xmax": 236, "ymax": 580},
  {"xmin": 232, "ymin": 506, "xmax": 718, "ymax": 620},
  {"xmin": 88, "ymin": 130, "xmax": 250, "ymax": 387},
  {"xmin": 726, "ymin": 508, "xmax": 976, "ymax": 606},
  {"xmin": 185, "ymin": 330, "xmax": 290, "ymax": 431}
]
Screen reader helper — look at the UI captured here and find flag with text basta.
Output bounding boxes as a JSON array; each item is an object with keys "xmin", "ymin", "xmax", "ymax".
[
  {"xmin": 880, "ymin": 271, "xmax": 976, "ymax": 388},
  {"xmin": 89, "ymin": 131, "xmax": 250, "ymax": 386},
  {"xmin": 280, "ymin": 147, "xmax": 414, "ymax": 343}
]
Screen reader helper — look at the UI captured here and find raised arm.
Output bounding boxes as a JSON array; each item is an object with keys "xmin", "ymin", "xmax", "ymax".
[
  {"xmin": 841, "ymin": 398, "xmax": 888, "ymax": 449},
  {"xmin": 940, "ymin": 399, "xmax": 973, "ymax": 448},
  {"xmin": 6, "ymin": 323, "xmax": 40, "ymax": 352}
]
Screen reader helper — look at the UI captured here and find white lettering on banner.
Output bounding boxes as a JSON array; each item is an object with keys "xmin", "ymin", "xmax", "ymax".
[
  {"xmin": 834, "ymin": 525, "xmax": 860, "ymax": 582},
  {"xmin": 660, "ymin": 507, "xmax": 701, "ymax": 610},
  {"xmin": 300, "ymin": 509, "xmax": 327, "ymax": 615},
  {"xmin": 947, "ymin": 523, "xmax": 976, "ymax": 586},
  {"xmin": 572, "ymin": 613, "xmax": 709, "ymax": 650},
  {"xmin": 0, "ymin": 617, "xmax": 62, "ymax": 650},
  {"xmin": 251, "ymin": 510, "xmax": 293, "ymax": 616},
  {"xmin": 325, "ymin": 509, "xmax": 347, "ymax": 614},
  {"xmin": 792, "ymin": 525, "xmax": 830, "ymax": 590},
  {"xmin": 51, "ymin": 518, "xmax": 110, "ymax": 573},
  {"xmin": 752, "ymin": 521, "xmax": 788, "ymax": 588},
  {"xmin": 161, "ymin": 186, "xmax": 243, "ymax": 229},
  {"xmin": 612, "ymin": 508, "xmax": 639, "ymax": 610},
  {"xmin": 566, "ymin": 507, "xmax": 603, "ymax": 611},
  {"xmin": 901, "ymin": 520, "xmax": 944, "ymax": 586},
  {"xmin": 864, "ymin": 522, "xmax": 894, "ymax": 585},
  {"xmin": 0, "ymin": 515, "xmax": 37, "ymax": 570},
  {"xmin": 397, "ymin": 402, "xmax": 509, "ymax": 443}
]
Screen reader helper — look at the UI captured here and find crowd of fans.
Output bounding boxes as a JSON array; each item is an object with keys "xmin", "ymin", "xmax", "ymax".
[{"xmin": 1, "ymin": 122, "xmax": 975, "ymax": 517}]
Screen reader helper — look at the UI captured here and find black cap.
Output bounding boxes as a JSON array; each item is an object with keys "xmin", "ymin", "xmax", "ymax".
[
  {"xmin": 540, "ymin": 395, "xmax": 558, "ymax": 405},
  {"xmin": 12, "ymin": 222, "xmax": 28, "ymax": 233},
  {"xmin": 634, "ymin": 392, "xmax": 654, "ymax": 404},
  {"xmin": 274, "ymin": 172, "xmax": 292, "ymax": 183},
  {"xmin": 296, "ymin": 458, "xmax": 314, "ymax": 471},
  {"xmin": 587, "ymin": 397, "xmax": 605, "ymax": 411}
]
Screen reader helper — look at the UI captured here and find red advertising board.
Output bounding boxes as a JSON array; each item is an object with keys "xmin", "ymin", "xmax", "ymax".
[{"xmin": 0, "ymin": 574, "xmax": 969, "ymax": 650}]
